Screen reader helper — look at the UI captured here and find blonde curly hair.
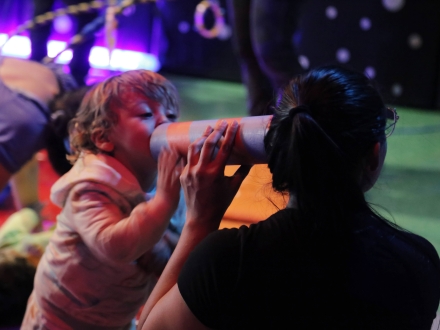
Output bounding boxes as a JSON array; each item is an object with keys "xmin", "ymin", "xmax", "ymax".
[{"xmin": 67, "ymin": 70, "xmax": 179, "ymax": 163}]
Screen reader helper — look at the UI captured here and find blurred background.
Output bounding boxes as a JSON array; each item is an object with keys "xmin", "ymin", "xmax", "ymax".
[{"xmin": 0, "ymin": 0, "xmax": 440, "ymax": 256}]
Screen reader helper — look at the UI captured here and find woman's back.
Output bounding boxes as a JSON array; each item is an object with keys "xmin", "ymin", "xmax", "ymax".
[{"xmin": 178, "ymin": 209, "xmax": 440, "ymax": 329}]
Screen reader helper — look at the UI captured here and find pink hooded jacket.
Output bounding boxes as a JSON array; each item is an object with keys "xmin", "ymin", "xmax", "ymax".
[{"xmin": 22, "ymin": 152, "xmax": 173, "ymax": 329}]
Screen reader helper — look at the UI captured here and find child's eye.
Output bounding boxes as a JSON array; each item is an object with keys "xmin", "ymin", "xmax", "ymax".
[
  {"xmin": 167, "ymin": 113, "xmax": 178, "ymax": 121},
  {"xmin": 166, "ymin": 109, "xmax": 178, "ymax": 121},
  {"xmin": 139, "ymin": 112, "xmax": 153, "ymax": 119}
]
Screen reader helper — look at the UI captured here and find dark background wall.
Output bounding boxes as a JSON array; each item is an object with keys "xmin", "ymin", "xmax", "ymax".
[
  {"xmin": 157, "ymin": 0, "xmax": 440, "ymax": 109},
  {"xmin": 156, "ymin": 0, "xmax": 241, "ymax": 81},
  {"xmin": 295, "ymin": 0, "xmax": 440, "ymax": 109},
  {"xmin": 1, "ymin": 0, "xmax": 440, "ymax": 109}
]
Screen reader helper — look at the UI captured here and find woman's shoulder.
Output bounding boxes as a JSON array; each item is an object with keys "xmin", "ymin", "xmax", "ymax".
[
  {"xmin": 351, "ymin": 214, "xmax": 440, "ymax": 322},
  {"xmin": 216, "ymin": 207, "xmax": 295, "ymax": 234},
  {"xmin": 353, "ymin": 214, "xmax": 440, "ymax": 273},
  {"xmin": 194, "ymin": 208, "xmax": 297, "ymax": 259},
  {"xmin": 178, "ymin": 209, "xmax": 298, "ymax": 293}
]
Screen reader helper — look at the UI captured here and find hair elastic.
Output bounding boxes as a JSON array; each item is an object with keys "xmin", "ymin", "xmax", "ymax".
[{"xmin": 288, "ymin": 104, "xmax": 310, "ymax": 120}]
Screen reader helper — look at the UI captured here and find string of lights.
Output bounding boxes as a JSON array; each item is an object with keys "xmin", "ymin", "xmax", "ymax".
[{"xmin": 0, "ymin": 0, "xmax": 158, "ymax": 50}]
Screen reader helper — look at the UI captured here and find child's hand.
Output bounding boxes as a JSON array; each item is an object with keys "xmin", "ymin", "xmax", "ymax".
[{"xmin": 155, "ymin": 148, "xmax": 184, "ymax": 213}]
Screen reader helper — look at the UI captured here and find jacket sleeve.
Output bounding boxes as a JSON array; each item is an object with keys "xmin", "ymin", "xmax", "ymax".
[{"xmin": 66, "ymin": 182, "xmax": 172, "ymax": 265}]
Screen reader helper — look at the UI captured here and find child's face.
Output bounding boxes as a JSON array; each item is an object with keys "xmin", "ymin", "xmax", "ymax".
[{"xmin": 106, "ymin": 90, "xmax": 179, "ymax": 190}]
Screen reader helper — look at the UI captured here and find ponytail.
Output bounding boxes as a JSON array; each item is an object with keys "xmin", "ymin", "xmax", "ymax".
[
  {"xmin": 264, "ymin": 66, "xmax": 387, "ymax": 241},
  {"xmin": 266, "ymin": 106, "xmax": 366, "ymax": 238}
]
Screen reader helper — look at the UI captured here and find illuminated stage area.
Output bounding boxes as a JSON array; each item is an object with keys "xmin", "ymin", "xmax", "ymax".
[
  {"xmin": 0, "ymin": 72, "xmax": 440, "ymax": 251},
  {"xmin": 1, "ymin": 0, "xmax": 440, "ymax": 326},
  {"xmin": 0, "ymin": 0, "xmax": 439, "ymax": 270},
  {"xmin": 0, "ymin": 34, "xmax": 160, "ymax": 72},
  {"xmin": 0, "ymin": 0, "xmax": 440, "ymax": 260}
]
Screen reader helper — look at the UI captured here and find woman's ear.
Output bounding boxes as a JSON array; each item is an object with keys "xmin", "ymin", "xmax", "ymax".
[
  {"xmin": 91, "ymin": 132, "xmax": 114, "ymax": 153},
  {"xmin": 368, "ymin": 142, "xmax": 381, "ymax": 172},
  {"xmin": 360, "ymin": 141, "xmax": 387, "ymax": 193}
]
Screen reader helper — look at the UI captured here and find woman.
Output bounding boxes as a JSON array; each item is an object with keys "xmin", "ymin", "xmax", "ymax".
[{"xmin": 138, "ymin": 66, "xmax": 440, "ymax": 329}]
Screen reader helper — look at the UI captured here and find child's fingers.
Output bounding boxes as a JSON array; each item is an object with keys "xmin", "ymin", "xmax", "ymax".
[
  {"xmin": 172, "ymin": 152, "xmax": 185, "ymax": 179},
  {"xmin": 199, "ymin": 120, "xmax": 228, "ymax": 164},
  {"xmin": 157, "ymin": 147, "xmax": 181, "ymax": 179},
  {"xmin": 157, "ymin": 146, "xmax": 168, "ymax": 164},
  {"xmin": 175, "ymin": 156, "xmax": 186, "ymax": 172}
]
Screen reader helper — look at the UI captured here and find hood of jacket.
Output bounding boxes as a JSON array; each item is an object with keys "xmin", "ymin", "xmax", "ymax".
[{"xmin": 50, "ymin": 152, "xmax": 145, "ymax": 207}]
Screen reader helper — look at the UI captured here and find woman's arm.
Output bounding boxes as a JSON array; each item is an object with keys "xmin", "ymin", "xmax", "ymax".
[{"xmin": 137, "ymin": 120, "xmax": 251, "ymax": 330}]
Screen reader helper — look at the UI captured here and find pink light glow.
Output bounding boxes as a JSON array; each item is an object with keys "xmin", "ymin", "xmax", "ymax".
[
  {"xmin": 53, "ymin": 15, "xmax": 73, "ymax": 34},
  {"xmin": 0, "ymin": 34, "xmax": 160, "ymax": 72},
  {"xmin": 1, "ymin": 35, "xmax": 31, "ymax": 58}
]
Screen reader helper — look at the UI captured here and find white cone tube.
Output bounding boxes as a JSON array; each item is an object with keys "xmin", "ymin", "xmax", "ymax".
[{"xmin": 150, "ymin": 115, "xmax": 272, "ymax": 165}]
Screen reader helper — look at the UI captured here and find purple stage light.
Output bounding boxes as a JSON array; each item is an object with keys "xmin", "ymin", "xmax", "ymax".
[{"xmin": 53, "ymin": 15, "xmax": 73, "ymax": 34}]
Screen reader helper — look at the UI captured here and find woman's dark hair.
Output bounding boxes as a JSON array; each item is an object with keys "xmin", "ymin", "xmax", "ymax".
[
  {"xmin": 45, "ymin": 85, "xmax": 94, "ymax": 176},
  {"xmin": 264, "ymin": 65, "xmax": 387, "ymax": 239}
]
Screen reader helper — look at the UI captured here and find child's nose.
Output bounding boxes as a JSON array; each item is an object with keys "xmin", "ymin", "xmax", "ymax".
[{"xmin": 156, "ymin": 114, "xmax": 170, "ymax": 127}]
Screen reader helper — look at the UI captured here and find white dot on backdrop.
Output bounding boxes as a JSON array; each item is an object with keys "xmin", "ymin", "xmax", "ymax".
[
  {"xmin": 218, "ymin": 25, "xmax": 232, "ymax": 40},
  {"xmin": 178, "ymin": 21, "xmax": 190, "ymax": 34},
  {"xmin": 336, "ymin": 48, "xmax": 351, "ymax": 63},
  {"xmin": 359, "ymin": 17, "xmax": 372, "ymax": 31},
  {"xmin": 364, "ymin": 66, "xmax": 376, "ymax": 79},
  {"xmin": 53, "ymin": 15, "xmax": 72, "ymax": 34},
  {"xmin": 298, "ymin": 55, "xmax": 310, "ymax": 70},
  {"xmin": 391, "ymin": 83, "xmax": 403, "ymax": 97},
  {"xmin": 408, "ymin": 33, "xmax": 423, "ymax": 49},
  {"xmin": 382, "ymin": 0, "xmax": 405, "ymax": 12},
  {"xmin": 325, "ymin": 6, "xmax": 338, "ymax": 20}
]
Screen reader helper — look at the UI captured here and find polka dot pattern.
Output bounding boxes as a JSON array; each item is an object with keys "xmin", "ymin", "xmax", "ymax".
[
  {"xmin": 325, "ymin": 6, "xmax": 338, "ymax": 19},
  {"xmin": 336, "ymin": 48, "xmax": 350, "ymax": 63},
  {"xmin": 359, "ymin": 17, "xmax": 371, "ymax": 31},
  {"xmin": 364, "ymin": 66, "xmax": 376, "ymax": 79},
  {"xmin": 298, "ymin": 55, "xmax": 310, "ymax": 70},
  {"xmin": 296, "ymin": 0, "xmax": 440, "ymax": 108},
  {"xmin": 217, "ymin": 25, "xmax": 232, "ymax": 40},
  {"xmin": 408, "ymin": 33, "xmax": 422, "ymax": 49},
  {"xmin": 178, "ymin": 21, "xmax": 190, "ymax": 34},
  {"xmin": 382, "ymin": 0, "xmax": 406, "ymax": 12},
  {"xmin": 392, "ymin": 83, "xmax": 403, "ymax": 97}
]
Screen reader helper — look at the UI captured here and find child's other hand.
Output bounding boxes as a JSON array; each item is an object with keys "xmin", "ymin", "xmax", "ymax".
[{"xmin": 155, "ymin": 148, "xmax": 184, "ymax": 213}]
